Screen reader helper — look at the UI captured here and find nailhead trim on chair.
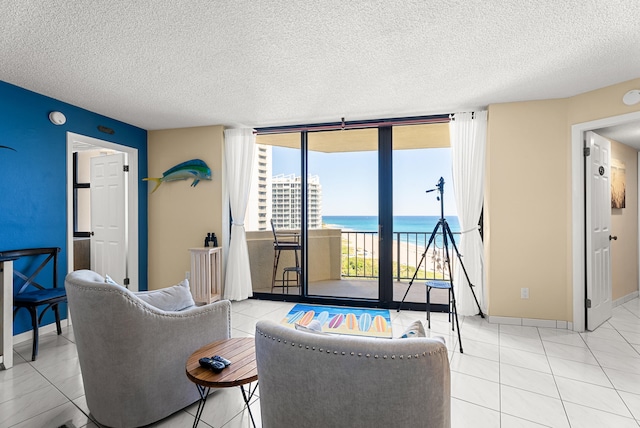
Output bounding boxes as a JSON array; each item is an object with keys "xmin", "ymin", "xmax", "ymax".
[
  {"xmin": 71, "ymin": 283, "xmax": 233, "ymax": 339},
  {"xmin": 256, "ymin": 328, "xmax": 447, "ymax": 361}
]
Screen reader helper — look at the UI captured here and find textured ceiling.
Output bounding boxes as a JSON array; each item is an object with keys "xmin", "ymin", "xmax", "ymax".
[{"xmin": 1, "ymin": 1, "xmax": 640, "ymax": 132}]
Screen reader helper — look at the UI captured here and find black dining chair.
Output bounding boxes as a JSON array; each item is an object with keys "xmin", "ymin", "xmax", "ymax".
[{"xmin": 1, "ymin": 247, "xmax": 65, "ymax": 361}]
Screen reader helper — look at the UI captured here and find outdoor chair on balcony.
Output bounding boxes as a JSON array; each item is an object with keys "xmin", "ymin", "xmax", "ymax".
[{"xmin": 271, "ymin": 219, "xmax": 301, "ymax": 294}]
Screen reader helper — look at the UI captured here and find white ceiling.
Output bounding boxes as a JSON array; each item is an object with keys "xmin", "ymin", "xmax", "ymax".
[
  {"xmin": 596, "ymin": 122, "xmax": 640, "ymax": 150},
  {"xmin": 2, "ymin": 1, "xmax": 640, "ymax": 138}
]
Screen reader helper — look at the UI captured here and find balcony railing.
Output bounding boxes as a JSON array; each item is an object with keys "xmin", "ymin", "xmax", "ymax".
[{"xmin": 342, "ymin": 231, "xmax": 461, "ymax": 281}]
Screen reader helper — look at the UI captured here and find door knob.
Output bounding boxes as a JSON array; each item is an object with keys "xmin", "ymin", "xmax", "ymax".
[{"xmin": 609, "ymin": 235, "xmax": 618, "ymax": 241}]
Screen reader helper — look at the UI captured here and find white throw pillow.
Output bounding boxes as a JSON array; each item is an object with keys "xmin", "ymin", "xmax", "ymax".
[
  {"xmin": 104, "ymin": 274, "xmax": 119, "ymax": 286},
  {"xmin": 398, "ymin": 320, "xmax": 446, "ymax": 344},
  {"xmin": 135, "ymin": 279, "xmax": 195, "ymax": 312},
  {"xmin": 294, "ymin": 319, "xmax": 327, "ymax": 334},
  {"xmin": 399, "ymin": 320, "xmax": 426, "ymax": 338}
]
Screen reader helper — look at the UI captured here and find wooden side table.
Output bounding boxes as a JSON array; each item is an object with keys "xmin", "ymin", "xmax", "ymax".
[
  {"xmin": 186, "ymin": 338, "xmax": 258, "ymax": 428},
  {"xmin": 189, "ymin": 247, "xmax": 222, "ymax": 304}
]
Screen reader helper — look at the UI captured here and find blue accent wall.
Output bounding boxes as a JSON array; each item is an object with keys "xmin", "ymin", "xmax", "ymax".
[{"xmin": 0, "ymin": 80, "xmax": 148, "ymax": 335}]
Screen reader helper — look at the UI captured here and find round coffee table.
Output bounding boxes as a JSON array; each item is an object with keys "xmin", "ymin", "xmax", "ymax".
[{"xmin": 186, "ymin": 337, "xmax": 258, "ymax": 427}]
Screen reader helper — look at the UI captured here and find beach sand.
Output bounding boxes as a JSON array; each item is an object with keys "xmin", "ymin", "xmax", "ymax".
[{"xmin": 343, "ymin": 236, "xmax": 446, "ymax": 274}]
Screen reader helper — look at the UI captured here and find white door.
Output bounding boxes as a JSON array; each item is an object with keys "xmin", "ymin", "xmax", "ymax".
[
  {"xmin": 90, "ymin": 153, "xmax": 128, "ymax": 287},
  {"xmin": 585, "ymin": 131, "xmax": 612, "ymax": 330}
]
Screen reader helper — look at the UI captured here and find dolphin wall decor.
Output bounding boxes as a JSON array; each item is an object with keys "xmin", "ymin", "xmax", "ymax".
[{"xmin": 143, "ymin": 159, "xmax": 211, "ymax": 193}]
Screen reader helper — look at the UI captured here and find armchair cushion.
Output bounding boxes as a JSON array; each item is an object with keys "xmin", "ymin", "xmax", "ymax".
[
  {"xmin": 105, "ymin": 274, "xmax": 196, "ymax": 311},
  {"xmin": 135, "ymin": 279, "xmax": 195, "ymax": 311}
]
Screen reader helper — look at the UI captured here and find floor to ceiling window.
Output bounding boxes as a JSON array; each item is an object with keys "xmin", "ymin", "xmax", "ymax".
[
  {"xmin": 245, "ymin": 133, "xmax": 301, "ymax": 295},
  {"xmin": 391, "ymin": 124, "xmax": 457, "ymax": 308},
  {"xmin": 246, "ymin": 116, "xmax": 456, "ymax": 311},
  {"xmin": 307, "ymin": 129, "xmax": 380, "ymax": 301}
]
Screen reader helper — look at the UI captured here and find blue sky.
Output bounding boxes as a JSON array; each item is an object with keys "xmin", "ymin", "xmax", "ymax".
[{"xmin": 273, "ymin": 146, "xmax": 457, "ymax": 216}]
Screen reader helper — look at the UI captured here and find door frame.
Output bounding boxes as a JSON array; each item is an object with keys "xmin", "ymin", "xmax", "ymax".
[
  {"xmin": 66, "ymin": 132, "xmax": 139, "ymax": 291},
  {"xmin": 584, "ymin": 131, "xmax": 613, "ymax": 330},
  {"xmin": 571, "ymin": 111, "xmax": 640, "ymax": 331}
]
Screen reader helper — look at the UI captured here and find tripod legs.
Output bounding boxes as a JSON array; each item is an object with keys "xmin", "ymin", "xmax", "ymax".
[
  {"xmin": 425, "ymin": 280, "xmax": 463, "ymax": 353},
  {"xmin": 397, "ymin": 218, "xmax": 477, "ymax": 353},
  {"xmin": 442, "ymin": 222, "xmax": 485, "ymax": 319}
]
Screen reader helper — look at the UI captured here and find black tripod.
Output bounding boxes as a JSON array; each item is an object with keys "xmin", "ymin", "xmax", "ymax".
[{"xmin": 397, "ymin": 177, "xmax": 484, "ymax": 353}]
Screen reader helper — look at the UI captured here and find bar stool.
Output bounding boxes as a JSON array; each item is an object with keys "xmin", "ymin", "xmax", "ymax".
[
  {"xmin": 282, "ymin": 266, "xmax": 302, "ymax": 295},
  {"xmin": 270, "ymin": 219, "xmax": 301, "ymax": 293}
]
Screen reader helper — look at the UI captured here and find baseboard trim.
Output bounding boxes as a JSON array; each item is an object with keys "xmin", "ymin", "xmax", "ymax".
[
  {"xmin": 613, "ymin": 291, "xmax": 639, "ymax": 308},
  {"xmin": 488, "ymin": 315, "xmax": 572, "ymax": 330},
  {"xmin": 12, "ymin": 317, "xmax": 72, "ymax": 345}
]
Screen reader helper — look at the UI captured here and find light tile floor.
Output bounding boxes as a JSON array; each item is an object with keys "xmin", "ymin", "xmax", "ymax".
[{"xmin": 3, "ymin": 298, "xmax": 640, "ymax": 427}]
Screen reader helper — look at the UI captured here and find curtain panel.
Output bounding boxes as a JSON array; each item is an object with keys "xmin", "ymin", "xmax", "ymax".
[
  {"xmin": 450, "ymin": 111, "xmax": 488, "ymax": 315},
  {"xmin": 223, "ymin": 128, "xmax": 255, "ymax": 301}
]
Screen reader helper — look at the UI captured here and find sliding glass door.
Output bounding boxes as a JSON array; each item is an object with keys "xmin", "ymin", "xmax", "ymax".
[
  {"xmin": 245, "ymin": 133, "xmax": 301, "ymax": 296},
  {"xmin": 306, "ymin": 129, "xmax": 380, "ymax": 301},
  {"xmin": 391, "ymin": 123, "xmax": 457, "ymax": 309},
  {"xmin": 250, "ymin": 117, "xmax": 454, "ymax": 310}
]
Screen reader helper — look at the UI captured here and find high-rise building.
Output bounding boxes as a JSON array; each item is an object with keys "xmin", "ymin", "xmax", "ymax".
[
  {"xmin": 245, "ymin": 145, "xmax": 323, "ymax": 231},
  {"xmin": 272, "ymin": 174, "xmax": 322, "ymax": 230},
  {"xmin": 245, "ymin": 144, "xmax": 272, "ymax": 231}
]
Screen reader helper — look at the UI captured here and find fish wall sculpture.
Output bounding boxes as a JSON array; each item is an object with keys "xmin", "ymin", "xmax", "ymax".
[{"xmin": 143, "ymin": 159, "xmax": 211, "ymax": 193}]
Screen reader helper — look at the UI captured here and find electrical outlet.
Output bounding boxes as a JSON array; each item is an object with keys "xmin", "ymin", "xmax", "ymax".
[
  {"xmin": 521, "ymin": 288, "xmax": 529, "ymax": 299},
  {"xmin": 185, "ymin": 271, "xmax": 191, "ymax": 280}
]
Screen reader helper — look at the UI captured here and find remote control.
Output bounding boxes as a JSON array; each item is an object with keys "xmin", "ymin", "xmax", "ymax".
[
  {"xmin": 212, "ymin": 355, "xmax": 231, "ymax": 367},
  {"xmin": 199, "ymin": 357, "xmax": 225, "ymax": 373}
]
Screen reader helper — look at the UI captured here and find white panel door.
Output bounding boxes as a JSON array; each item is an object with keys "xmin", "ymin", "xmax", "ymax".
[
  {"xmin": 90, "ymin": 153, "xmax": 128, "ymax": 286},
  {"xmin": 586, "ymin": 131, "xmax": 612, "ymax": 330}
]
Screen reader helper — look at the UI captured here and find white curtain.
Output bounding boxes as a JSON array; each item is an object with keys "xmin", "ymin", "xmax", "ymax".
[
  {"xmin": 223, "ymin": 128, "xmax": 256, "ymax": 301},
  {"xmin": 450, "ymin": 111, "xmax": 488, "ymax": 316}
]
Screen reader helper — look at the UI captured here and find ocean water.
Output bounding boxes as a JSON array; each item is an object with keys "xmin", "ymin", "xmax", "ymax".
[
  {"xmin": 323, "ymin": 215, "xmax": 460, "ymax": 234},
  {"xmin": 323, "ymin": 215, "xmax": 462, "ymax": 246}
]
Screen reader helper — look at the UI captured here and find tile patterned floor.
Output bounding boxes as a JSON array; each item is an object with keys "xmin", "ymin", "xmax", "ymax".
[{"xmin": 2, "ymin": 298, "xmax": 640, "ymax": 427}]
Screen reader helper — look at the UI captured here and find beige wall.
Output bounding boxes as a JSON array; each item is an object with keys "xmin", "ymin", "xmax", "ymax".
[
  {"xmin": 144, "ymin": 78, "xmax": 640, "ymax": 315},
  {"xmin": 610, "ymin": 139, "xmax": 639, "ymax": 301},
  {"xmin": 486, "ymin": 99, "xmax": 569, "ymax": 319},
  {"xmin": 147, "ymin": 126, "xmax": 224, "ymax": 290},
  {"xmin": 486, "ymin": 78, "xmax": 640, "ymax": 321}
]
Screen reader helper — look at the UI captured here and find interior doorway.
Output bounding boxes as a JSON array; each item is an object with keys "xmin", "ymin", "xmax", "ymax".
[
  {"xmin": 66, "ymin": 132, "xmax": 139, "ymax": 291},
  {"xmin": 572, "ymin": 111, "xmax": 640, "ymax": 331}
]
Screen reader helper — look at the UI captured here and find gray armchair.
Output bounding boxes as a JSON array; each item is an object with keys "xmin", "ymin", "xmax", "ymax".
[
  {"xmin": 255, "ymin": 320, "xmax": 451, "ymax": 428},
  {"xmin": 65, "ymin": 270, "xmax": 231, "ymax": 428}
]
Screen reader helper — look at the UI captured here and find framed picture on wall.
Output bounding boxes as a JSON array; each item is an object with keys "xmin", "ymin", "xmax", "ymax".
[{"xmin": 611, "ymin": 158, "xmax": 626, "ymax": 209}]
